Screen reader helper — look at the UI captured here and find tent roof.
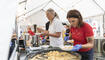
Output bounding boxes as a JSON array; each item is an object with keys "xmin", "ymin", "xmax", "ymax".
[{"xmin": 17, "ymin": 0, "xmax": 105, "ymax": 22}]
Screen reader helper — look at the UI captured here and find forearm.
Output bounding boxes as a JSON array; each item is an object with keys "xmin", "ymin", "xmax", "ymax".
[
  {"xmin": 81, "ymin": 36, "xmax": 94, "ymax": 49},
  {"xmin": 48, "ymin": 33, "xmax": 60, "ymax": 38},
  {"xmin": 41, "ymin": 30, "xmax": 61, "ymax": 38},
  {"xmin": 82, "ymin": 43, "xmax": 94, "ymax": 48}
]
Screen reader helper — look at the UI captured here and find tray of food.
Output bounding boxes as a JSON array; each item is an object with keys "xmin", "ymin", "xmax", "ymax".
[{"xmin": 25, "ymin": 48, "xmax": 81, "ymax": 60}]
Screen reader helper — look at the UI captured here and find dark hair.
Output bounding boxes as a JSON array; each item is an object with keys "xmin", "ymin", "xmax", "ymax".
[
  {"xmin": 62, "ymin": 23, "xmax": 67, "ymax": 25},
  {"xmin": 67, "ymin": 9, "xmax": 84, "ymax": 27},
  {"xmin": 62, "ymin": 23, "xmax": 69, "ymax": 28},
  {"xmin": 46, "ymin": 8, "xmax": 59, "ymax": 19}
]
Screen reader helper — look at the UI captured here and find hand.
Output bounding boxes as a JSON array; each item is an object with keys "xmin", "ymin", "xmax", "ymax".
[
  {"xmin": 42, "ymin": 30, "xmax": 49, "ymax": 36},
  {"xmin": 71, "ymin": 44, "xmax": 82, "ymax": 51},
  {"xmin": 65, "ymin": 33, "xmax": 69, "ymax": 35},
  {"xmin": 37, "ymin": 27, "xmax": 44, "ymax": 32},
  {"xmin": 64, "ymin": 36, "xmax": 69, "ymax": 41},
  {"xmin": 42, "ymin": 39, "xmax": 46, "ymax": 43}
]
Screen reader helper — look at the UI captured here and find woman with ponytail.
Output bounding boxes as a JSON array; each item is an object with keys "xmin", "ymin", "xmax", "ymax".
[{"xmin": 37, "ymin": 8, "xmax": 64, "ymax": 47}]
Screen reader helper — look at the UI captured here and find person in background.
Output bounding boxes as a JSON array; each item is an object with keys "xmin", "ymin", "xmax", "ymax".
[
  {"xmin": 8, "ymin": 33, "xmax": 17, "ymax": 60},
  {"xmin": 26, "ymin": 26, "xmax": 35, "ymax": 46},
  {"xmin": 67, "ymin": 10, "xmax": 94, "ymax": 60},
  {"xmin": 103, "ymin": 33, "xmax": 105, "ymax": 37},
  {"xmin": 27, "ymin": 26, "xmax": 35, "ymax": 36},
  {"xmin": 62, "ymin": 23, "xmax": 70, "ymax": 42},
  {"xmin": 37, "ymin": 8, "xmax": 64, "ymax": 47},
  {"xmin": 41, "ymin": 21, "xmax": 50, "ymax": 44}
]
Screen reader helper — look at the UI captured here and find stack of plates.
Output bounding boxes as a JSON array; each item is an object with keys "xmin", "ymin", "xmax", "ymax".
[{"xmin": 60, "ymin": 45, "xmax": 73, "ymax": 51}]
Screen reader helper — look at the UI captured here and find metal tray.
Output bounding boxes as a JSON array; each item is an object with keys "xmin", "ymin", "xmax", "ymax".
[{"xmin": 25, "ymin": 47, "xmax": 81, "ymax": 60}]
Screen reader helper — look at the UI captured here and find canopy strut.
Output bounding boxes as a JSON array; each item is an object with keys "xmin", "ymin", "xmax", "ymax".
[
  {"xmin": 17, "ymin": 0, "xmax": 50, "ymax": 18},
  {"xmin": 51, "ymin": 0, "xmax": 67, "ymax": 12}
]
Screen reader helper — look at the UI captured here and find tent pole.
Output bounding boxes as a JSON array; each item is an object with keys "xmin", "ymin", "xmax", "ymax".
[
  {"xmin": 41, "ymin": 0, "xmax": 52, "ymax": 9},
  {"xmin": 92, "ymin": 0, "xmax": 105, "ymax": 12},
  {"xmin": 71, "ymin": 0, "xmax": 83, "ymax": 8},
  {"xmin": 103, "ymin": 12, "xmax": 105, "ymax": 33},
  {"xmin": 15, "ymin": 17, "xmax": 18, "ymax": 38},
  {"xmin": 19, "ymin": 0, "xmax": 27, "ymax": 4},
  {"xmin": 52, "ymin": 0, "xmax": 67, "ymax": 12}
]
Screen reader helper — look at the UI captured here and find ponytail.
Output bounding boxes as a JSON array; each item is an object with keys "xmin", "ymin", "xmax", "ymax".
[{"xmin": 55, "ymin": 12, "xmax": 59, "ymax": 19}]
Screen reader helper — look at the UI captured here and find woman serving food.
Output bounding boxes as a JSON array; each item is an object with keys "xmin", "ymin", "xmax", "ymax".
[
  {"xmin": 67, "ymin": 9, "xmax": 94, "ymax": 60},
  {"xmin": 37, "ymin": 8, "xmax": 64, "ymax": 47}
]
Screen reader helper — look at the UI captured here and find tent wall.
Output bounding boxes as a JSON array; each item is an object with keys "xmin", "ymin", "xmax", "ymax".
[
  {"xmin": 0, "ymin": 0, "xmax": 17, "ymax": 60},
  {"xmin": 26, "ymin": 10, "xmax": 48, "ymax": 26},
  {"xmin": 84, "ymin": 15, "xmax": 104, "ymax": 37}
]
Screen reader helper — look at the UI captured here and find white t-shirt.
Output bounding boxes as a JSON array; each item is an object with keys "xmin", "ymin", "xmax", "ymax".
[{"xmin": 49, "ymin": 18, "xmax": 64, "ymax": 47}]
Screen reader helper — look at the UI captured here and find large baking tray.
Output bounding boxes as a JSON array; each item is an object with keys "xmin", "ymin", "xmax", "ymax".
[{"xmin": 25, "ymin": 47, "xmax": 81, "ymax": 60}]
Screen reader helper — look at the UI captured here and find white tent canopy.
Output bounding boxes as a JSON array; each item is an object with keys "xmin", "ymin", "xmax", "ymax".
[
  {"xmin": 0, "ymin": 0, "xmax": 105, "ymax": 60},
  {"xmin": 17, "ymin": 0, "xmax": 105, "ymax": 26}
]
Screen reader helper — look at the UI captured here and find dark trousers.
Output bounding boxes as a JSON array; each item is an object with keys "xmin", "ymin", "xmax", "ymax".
[
  {"xmin": 8, "ymin": 45, "xmax": 15, "ymax": 60},
  {"xmin": 8, "ymin": 39, "xmax": 16, "ymax": 60},
  {"xmin": 77, "ymin": 49, "xmax": 94, "ymax": 60}
]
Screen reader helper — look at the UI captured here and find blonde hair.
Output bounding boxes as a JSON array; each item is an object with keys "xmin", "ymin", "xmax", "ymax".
[{"xmin": 46, "ymin": 8, "xmax": 59, "ymax": 19}]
